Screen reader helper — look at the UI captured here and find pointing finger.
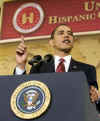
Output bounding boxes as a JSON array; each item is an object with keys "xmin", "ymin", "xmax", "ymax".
[{"xmin": 21, "ymin": 35, "xmax": 24, "ymax": 44}]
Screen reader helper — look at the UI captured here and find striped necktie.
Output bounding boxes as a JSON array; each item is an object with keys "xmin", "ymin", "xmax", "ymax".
[{"xmin": 56, "ymin": 58, "xmax": 65, "ymax": 72}]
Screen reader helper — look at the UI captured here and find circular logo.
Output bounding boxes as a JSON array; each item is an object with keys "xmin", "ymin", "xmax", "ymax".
[
  {"xmin": 10, "ymin": 81, "xmax": 51, "ymax": 119},
  {"xmin": 13, "ymin": 3, "xmax": 44, "ymax": 34}
]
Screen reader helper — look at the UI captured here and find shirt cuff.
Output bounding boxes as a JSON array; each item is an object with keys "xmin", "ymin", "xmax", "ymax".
[
  {"xmin": 96, "ymin": 95, "xmax": 100, "ymax": 104},
  {"xmin": 15, "ymin": 66, "xmax": 25, "ymax": 75},
  {"xmin": 98, "ymin": 95, "xmax": 100, "ymax": 101}
]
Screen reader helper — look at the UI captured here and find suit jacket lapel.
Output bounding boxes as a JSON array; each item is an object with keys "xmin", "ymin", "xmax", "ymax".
[{"xmin": 68, "ymin": 58, "xmax": 79, "ymax": 72}]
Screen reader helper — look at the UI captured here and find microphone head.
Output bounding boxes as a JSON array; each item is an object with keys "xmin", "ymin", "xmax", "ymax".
[
  {"xmin": 28, "ymin": 55, "xmax": 42, "ymax": 65},
  {"xmin": 44, "ymin": 54, "xmax": 53, "ymax": 63}
]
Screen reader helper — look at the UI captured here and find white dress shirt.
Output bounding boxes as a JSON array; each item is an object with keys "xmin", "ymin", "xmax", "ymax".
[
  {"xmin": 15, "ymin": 66, "xmax": 25, "ymax": 75},
  {"xmin": 54, "ymin": 55, "xmax": 72, "ymax": 72}
]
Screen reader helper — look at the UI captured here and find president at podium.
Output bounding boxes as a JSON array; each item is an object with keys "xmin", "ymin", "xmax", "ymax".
[{"xmin": 14, "ymin": 24, "xmax": 100, "ymax": 113}]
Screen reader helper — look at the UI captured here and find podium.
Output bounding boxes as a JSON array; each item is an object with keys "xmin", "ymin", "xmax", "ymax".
[{"xmin": 0, "ymin": 72, "xmax": 99, "ymax": 121}]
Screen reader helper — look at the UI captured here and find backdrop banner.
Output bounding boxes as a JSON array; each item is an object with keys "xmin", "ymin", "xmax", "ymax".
[{"xmin": 1, "ymin": 0, "xmax": 100, "ymax": 40}]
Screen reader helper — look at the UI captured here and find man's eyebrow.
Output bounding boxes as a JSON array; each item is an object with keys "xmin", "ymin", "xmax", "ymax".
[
  {"xmin": 67, "ymin": 30, "xmax": 73, "ymax": 33},
  {"xmin": 57, "ymin": 30, "xmax": 64, "ymax": 33},
  {"xmin": 67, "ymin": 31, "xmax": 73, "ymax": 35},
  {"xmin": 57, "ymin": 30, "xmax": 73, "ymax": 34}
]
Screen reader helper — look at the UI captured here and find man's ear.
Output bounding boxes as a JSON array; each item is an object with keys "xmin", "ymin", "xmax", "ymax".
[
  {"xmin": 74, "ymin": 36, "xmax": 78, "ymax": 42},
  {"xmin": 49, "ymin": 39, "xmax": 54, "ymax": 47}
]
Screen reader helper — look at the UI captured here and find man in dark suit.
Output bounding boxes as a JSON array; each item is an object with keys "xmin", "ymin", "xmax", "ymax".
[{"xmin": 15, "ymin": 24, "xmax": 100, "ymax": 112}]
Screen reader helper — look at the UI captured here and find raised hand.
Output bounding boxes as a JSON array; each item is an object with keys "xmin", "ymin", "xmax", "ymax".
[{"xmin": 16, "ymin": 35, "xmax": 28, "ymax": 70}]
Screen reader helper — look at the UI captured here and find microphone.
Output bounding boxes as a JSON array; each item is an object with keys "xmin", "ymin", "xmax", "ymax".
[
  {"xmin": 43, "ymin": 54, "xmax": 53, "ymax": 63},
  {"xmin": 28, "ymin": 55, "xmax": 42, "ymax": 66},
  {"xmin": 28, "ymin": 54, "xmax": 53, "ymax": 66}
]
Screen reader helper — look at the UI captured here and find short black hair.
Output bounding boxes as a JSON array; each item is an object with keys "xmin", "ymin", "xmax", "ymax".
[{"xmin": 50, "ymin": 24, "xmax": 72, "ymax": 39}]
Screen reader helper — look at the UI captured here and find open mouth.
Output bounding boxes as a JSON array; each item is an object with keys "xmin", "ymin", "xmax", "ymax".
[{"xmin": 63, "ymin": 39, "xmax": 72, "ymax": 44}]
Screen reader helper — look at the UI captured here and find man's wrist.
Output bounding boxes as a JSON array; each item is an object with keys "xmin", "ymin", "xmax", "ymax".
[
  {"xmin": 95, "ymin": 92, "xmax": 100, "ymax": 104},
  {"xmin": 98, "ymin": 94, "xmax": 100, "ymax": 101},
  {"xmin": 15, "ymin": 66, "xmax": 26, "ymax": 75},
  {"xmin": 16, "ymin": 63, "xmax": 26, "ymax": 70}
]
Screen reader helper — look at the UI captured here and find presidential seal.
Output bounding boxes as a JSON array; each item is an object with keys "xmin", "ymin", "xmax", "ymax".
[
  {"xmin": 13, "ymin": 2, "xmax": 44, "ymax": 34},
  {"xmin": 10, "ymin": 81, "xmax": 51, "ymax": 119}
]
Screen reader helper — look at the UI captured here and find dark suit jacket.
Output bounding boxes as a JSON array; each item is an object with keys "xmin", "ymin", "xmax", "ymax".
[
  {"xmin": 29, "ymin": 57, "xmax": 100, "ymax": 112},
  {"xmin": 30, "ymin": 57, "xmax": 98, "ymax": 88},
  {"xmin": 14, "ymin": 56, "xmax": 100, "ymax": 112}
]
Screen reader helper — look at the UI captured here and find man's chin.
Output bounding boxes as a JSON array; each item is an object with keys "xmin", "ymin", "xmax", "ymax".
[{"xmin": 61, "ymin": 48, "xmax": 72, "ymax": 53}]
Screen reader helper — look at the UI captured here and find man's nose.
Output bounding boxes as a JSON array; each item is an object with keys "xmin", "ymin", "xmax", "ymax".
[{"xmin": 64, "ymin": 33, "xmax": 70, "ymax": 38}]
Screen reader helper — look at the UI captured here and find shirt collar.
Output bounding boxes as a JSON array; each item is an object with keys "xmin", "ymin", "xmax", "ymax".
[
  {"xmin": 54, "ymin": 55, "xmax": 72, "ymax": 62},
  {"xmin": 54, "ymin": 55, "xmax": 72, "ymax": 72}
]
